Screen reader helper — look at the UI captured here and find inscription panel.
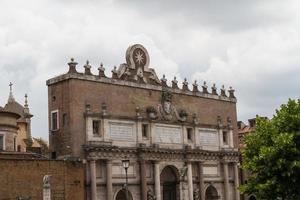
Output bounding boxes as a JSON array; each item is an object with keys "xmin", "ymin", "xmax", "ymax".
[
  {"xmin": 155, "ymin": 125, "xmax": 181, "ymax": 144},
  {"xmin": 203, "ymin": 166, "xmax": 218, "ymax": 175},
  {"xmin": 199, "ymin": 129, "xmax": 219, "ymax": 150},
  {"xmin": 109, "ymin": 122, "xmax": 134, "ymax": 140}
]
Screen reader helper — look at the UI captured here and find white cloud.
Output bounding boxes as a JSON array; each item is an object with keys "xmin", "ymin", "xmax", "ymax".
[{"xmin": 0, "ymin": 0, "xmax": 300, "ymax": 139}]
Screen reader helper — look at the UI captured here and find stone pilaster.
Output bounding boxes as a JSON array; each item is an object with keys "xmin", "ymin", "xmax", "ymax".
[
  {"xmin": 187, "ymin": 162, "xmax": 194, "ymax": 200},
  {"xmin": 106, "ymin": 160, "xmax": 113, "ymax": 200},
  {"xmin": 223, "ymin": 162, "xmax": 230, "ymax": 200},
  {"xmin": 234, "ymin": 163, "xmax": 240, "ymax": 200},
  {"xmin": 219, "ymin": 129, "xmax": 224, "ymax": 147},
  {"xmin": 90, "ymin": 160, "xmax": 97, "ymax": 200},
  {"xmin": 229, "ymin": 130, "xmax": 234, "ymax": 148},
  {"xmin": 140, "ymin": 159, "xmax": 147, "ymax": 200},
  {"xmin": 198, "ymin": 162, "xmax": 205, "ymax": 200},
  {"xmin": 154, "ymin": 161, "xmax": 161, "ymax": 200}
]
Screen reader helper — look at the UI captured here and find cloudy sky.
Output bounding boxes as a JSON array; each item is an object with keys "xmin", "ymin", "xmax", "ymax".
[{"xmin": 1, "ymin": 0, "xmax": 300, "ymax": 140}]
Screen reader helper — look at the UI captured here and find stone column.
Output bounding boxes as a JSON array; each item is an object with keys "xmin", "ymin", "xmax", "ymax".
[
  {"xmin": 234, "ymin": 163, "xmax": 240, "ymax": 200},
  {"xmin": 154, "ymin": 161, "xmax": 161, "ymax": 200},
  {"xmin": 90, "ymin": 160, "xmax": 97, "ymax": 200},
  {"xmin": 187, "ymin": 162, "xmax": 194, "ymax": 200},
  {"xmin": 223, "ymin": 162, "xmax": 230, "ymax": 200},
  {"xmin": 140, "ymin": 159, "xmax": 147, "ymax": 200},
  {"xmin": 198, "ymin": 162, "xmax": 205, "ymax": 200},
  {"xmin": 106, "ymin": 160, "xmax": 113, "ymax": 200}
]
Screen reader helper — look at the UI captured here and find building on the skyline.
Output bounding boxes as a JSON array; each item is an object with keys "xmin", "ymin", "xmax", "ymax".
[
  {"xmin": 0, "ymin": 84, "xmax": 83, "ymax": 200},
  {"xmin": 47, "ymin": 44, "xmax": 240, "ymax": 200},
  {"xmin": 0, "ymin": 83, "xmax": 47, "ymax": 154}
]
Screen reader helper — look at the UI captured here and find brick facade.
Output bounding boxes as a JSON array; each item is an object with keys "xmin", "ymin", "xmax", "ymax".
[
  {"xmin": 0, "ymin": 158, "xmax": 85, "ymax": 200},
  {"xmin": 47, "ymin": 44, "xmax": 240, "ymax": 200}
]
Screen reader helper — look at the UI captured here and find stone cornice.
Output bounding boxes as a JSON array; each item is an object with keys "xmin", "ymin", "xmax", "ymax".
[
  {"xmin": 46, "ymin": 73, "xmax": 236, "ymax": 103},
  {"xmin": 83, "ymin": 144, "xmax": 240, "ymax": 162}
]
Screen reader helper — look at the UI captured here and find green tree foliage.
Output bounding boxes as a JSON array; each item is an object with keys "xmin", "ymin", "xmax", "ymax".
[{"xmin": 240, "ymin": 99, "xmax": 300, "ymax": 200}]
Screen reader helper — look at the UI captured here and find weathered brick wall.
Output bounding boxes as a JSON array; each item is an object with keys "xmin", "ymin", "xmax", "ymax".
[
  {"xmin": 48, "ymin": 77, "xmax": 238, "ymax": 157},
  {"xmin": 0, "ymin": 159, "xmax": 85, "ymax": 200}
]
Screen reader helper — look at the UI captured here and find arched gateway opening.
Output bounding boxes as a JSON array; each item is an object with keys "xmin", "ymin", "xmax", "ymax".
[
  {"xmin": 115, "ymin": 189, "xmax": 133, "ymax": 200},
  {"xmin": 205, "ymin": 185, "xmax": 219, "ymax": 200},
  {"xmin": 160, "ymin": 166, "xmax": 179, "ymax": 200}
]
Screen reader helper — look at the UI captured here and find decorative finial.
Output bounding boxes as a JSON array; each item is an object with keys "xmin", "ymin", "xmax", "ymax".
[
  {"xmin": 192, "ymin": 80, "xmax": 199, "ymax": 92},
  {"xmin": 84, "ymin": 60, "xmax": 92, "ymax": 75},
  {"xmin": 182, "ymin": 78, "xmax": 189, "ymax": 91},
  {"xmin": 101, "ymin": 102, "xmax": 108, "ymax": 116},
  {"xmin": 172, "ymin": 76, "xmax": 179, "ymax": 89},
  {"xmin": 98, "ymin": 62, "xmax": 106, "ymax": 78},
  {"xmin": 136, "ymin": 106, "xmax": 142, "ymax": 119},
  {"xmin": 68, "ymin": 58, "xmax": 78, "ymax": 73},
  {"xmin": 228, "ymin": 86, "xmax": 235, "ymax": 98},
  {"xmin": 8, "ymin": 82, "xmax": 15, "ymax": 103},
  {"xmin": 23, "ymin": 93, "xmax": 30, "ymax": 113},
  {"xmin": 211, "ymin": 83, "xmax": 217, "ymax": 95},
  {"xmin": 24, "ymin": 94, "xmax": 28, "ymax": 107},
  {"xmin": 161, "ymin": 74, "xmax": 168, "ymax": 87},
  {"xmin": 217, "ymin": 116, "xmax": 223, "ymax": 128},
  {"xmin": 111, "ymin": 66, "xmax": 118, "ymax": 79},
  {"xmin": 221, "ymin": 85, "xmax": 227, "ymax": 97},
  {"xmin": 202, "ymin": 81, "xmax": 208, "ymax": 94},
  {"xmin": 9, "ymin": 82, "xmax": 13, "ymax": 91}
]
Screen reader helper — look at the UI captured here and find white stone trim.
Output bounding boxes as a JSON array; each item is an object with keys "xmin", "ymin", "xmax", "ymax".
[{"xmin": 50, "ymin": 109, "xmax": 59, "ymax": 131}]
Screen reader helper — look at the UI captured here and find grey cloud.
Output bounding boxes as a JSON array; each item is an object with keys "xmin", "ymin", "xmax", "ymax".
[
  {"xmin": 1, "ymin": 0, "xmax": 300, "ymax": 139},
  {"xmin": 116, "ymin": 0, "xmax": 292, "ymax": 31}
]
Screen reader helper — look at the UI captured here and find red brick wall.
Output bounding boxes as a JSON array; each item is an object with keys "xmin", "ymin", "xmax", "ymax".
[{"xmin": 0, "ymin": 159, "xmax": 85, "ymax": 200}]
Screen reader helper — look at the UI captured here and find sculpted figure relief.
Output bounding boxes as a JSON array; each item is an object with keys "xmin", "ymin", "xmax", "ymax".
[{"xmin": 157, "ymin": 90, "xmax": 188, "ymax": 122}]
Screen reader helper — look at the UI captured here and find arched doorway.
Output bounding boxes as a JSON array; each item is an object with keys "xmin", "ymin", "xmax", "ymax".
[
  {"xmin": 115, "ymin": 189, "xmax": 133, "ymax": 200},
  {"xmin": 160, "ymin": 166, "xmax": 179, "ymax": 200},
  {"xmin": 205, "ymin": 185, "xmax": 219, "ymax": 200}
]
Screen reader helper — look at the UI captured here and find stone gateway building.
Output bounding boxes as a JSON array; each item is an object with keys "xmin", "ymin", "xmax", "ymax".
[{"xmin": 47, "ymin": 44, "xmax": 240, "ymax": 200}]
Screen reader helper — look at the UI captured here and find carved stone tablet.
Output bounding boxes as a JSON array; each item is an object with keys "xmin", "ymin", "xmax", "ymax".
[
  {"xmin": 203, "ymin": 166, "xmax": 218, "ymax": 175},
  {"xmin": 155, "ymin": 125, "xmax": 181, "ymax": 144},
  {"xmin": 109, "ymin": 122, "xmax": 134, "ymax": 141},
  {"xmin": 199, "ymin": 129, "xmax": 219, "ymax": 150}
]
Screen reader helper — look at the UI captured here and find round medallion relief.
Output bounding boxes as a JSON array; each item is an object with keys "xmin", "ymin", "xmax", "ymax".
[{"xmin": 133, "ymin": 48, "xmax": 147, "ymax": 68}]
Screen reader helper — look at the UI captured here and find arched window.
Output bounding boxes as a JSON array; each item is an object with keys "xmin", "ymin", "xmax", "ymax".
[{"xmin": 205, "ymin": 185, "xmax": 219, "ymax": 200}]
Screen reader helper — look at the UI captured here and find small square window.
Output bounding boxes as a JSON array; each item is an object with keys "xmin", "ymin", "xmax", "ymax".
[
  {"xmin": 93, "ymin": 120, "xmax": 101, "ymax": 136},
  {"xmin": 142, "ymin": 124, "xmax": 149, "ymax": 139},
  {"xmin": 187, "ymin": 128, "xmax": 193, "ymax": 142},
  {"xmin": 51, "ymin": 110, "xmax": 59, "ymax": 130},
  {"xmin": 223, "ymin": 131, "xmax": 228, "ymax": 145}
]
